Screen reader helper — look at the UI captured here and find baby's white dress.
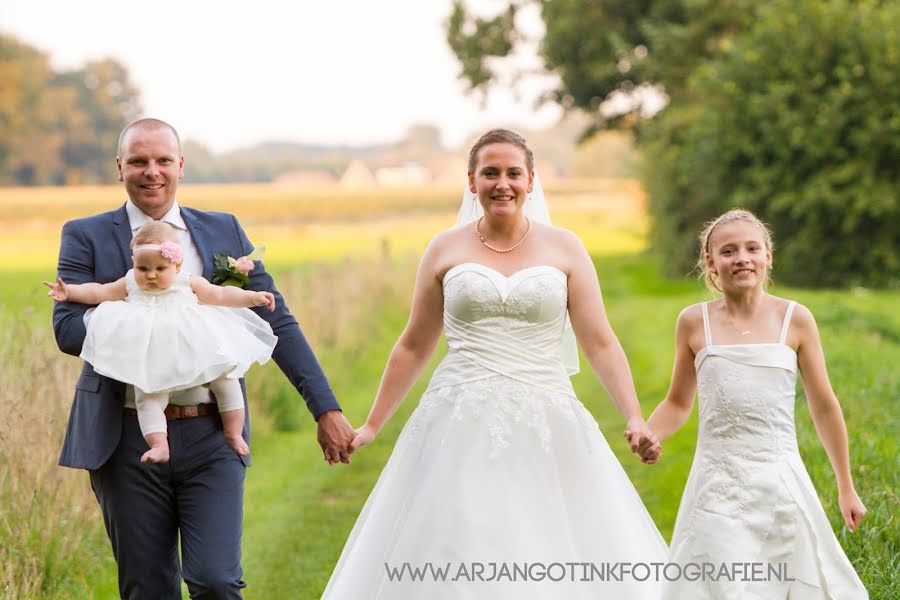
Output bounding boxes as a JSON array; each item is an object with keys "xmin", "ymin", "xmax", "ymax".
[{"xmin": 80, "ymin": 269, "xmax": 276, "ymax": 394}]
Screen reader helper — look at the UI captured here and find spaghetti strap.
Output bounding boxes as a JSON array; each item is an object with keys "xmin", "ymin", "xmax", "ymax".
[
  {"xmin": 701, "ymin": 302, "xmax": 713, "ymax": 347},
  {"xmin": 779, "ymin": 301, "xmax": 797, "ymax": 345}
]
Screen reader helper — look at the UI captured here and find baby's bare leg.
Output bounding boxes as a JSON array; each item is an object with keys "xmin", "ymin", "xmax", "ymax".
[
  {"xmin": 135, "ymin": 389, "xmax": 170, "ymax": 463},
  {"xmin": 209, "ymin": 376, "xmax": 249, "ymax": 456}
]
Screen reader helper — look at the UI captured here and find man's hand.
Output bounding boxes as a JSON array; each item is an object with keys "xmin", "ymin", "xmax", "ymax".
[
  {"xmin": 317, "ymin": 410, "xmax": 355, "ymax": 465},
  {"xmin": 44, "ymin": 277, "xmax": 69, "ymax": 301}
]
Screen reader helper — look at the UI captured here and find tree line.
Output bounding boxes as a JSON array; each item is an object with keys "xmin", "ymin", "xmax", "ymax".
[
  {"xmin": 0, "ymin": 34, "xmax": 141, "ymax": 185},
  {"xmin": 447, "ymin": 0, "xmax": 899, "ymax": 287}
]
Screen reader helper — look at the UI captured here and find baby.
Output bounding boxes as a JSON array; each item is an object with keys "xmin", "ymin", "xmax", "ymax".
[{"xmin": 46, "ymin": 221, "xmax": 277, "ymax": 463}]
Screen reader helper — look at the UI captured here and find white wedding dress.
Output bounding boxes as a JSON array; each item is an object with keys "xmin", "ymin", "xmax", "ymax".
[
  {"xmin": 663, "ymin": 302, "xmax": 868, "ymax": 599},
  {"xmin": 323, "ymin": 263, "xmax": 667, "ymax": 599}
]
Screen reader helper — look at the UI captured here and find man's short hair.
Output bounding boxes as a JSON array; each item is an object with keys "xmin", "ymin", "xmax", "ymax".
[{"xmin": 118, "ymin": 118, "xmax": 183, "ymax": 157}]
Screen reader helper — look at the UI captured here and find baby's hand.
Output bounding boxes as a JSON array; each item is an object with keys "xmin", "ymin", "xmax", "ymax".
[
  {"xmin": 43, "ymin": 277, "xmax": 68, "ymax": 301},
  {"xmin": 253, "ymin": 291, "xmax": 276, "ymax": 311}
]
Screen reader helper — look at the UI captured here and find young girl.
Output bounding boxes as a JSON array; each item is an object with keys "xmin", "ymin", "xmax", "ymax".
[
  {"xmin": 46, "ymin": 221, "xmax": 277, "ymax": 464},
  {"xmin": 646, "ymin": 209, "xmax": 868, "ymax": 598}
]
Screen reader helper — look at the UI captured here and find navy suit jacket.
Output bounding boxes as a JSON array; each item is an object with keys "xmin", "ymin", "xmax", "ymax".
[{"xmin": 54, "ymin": 204, "xmax": 340, "ymax": 470}]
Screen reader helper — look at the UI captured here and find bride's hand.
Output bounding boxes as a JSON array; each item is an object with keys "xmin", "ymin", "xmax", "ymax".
[
  {"xmin": 349, "ymin": 424, "xmax": 377, "ymax": 453},
  {"xmin": 624, "ymin": 418, "xmax": 661, "ymax": 465}
]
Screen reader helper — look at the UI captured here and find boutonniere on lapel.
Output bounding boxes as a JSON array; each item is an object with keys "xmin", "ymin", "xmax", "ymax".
[{"xmin": 212, "ymin": 245, "xmax": 267, "ymax": 287}]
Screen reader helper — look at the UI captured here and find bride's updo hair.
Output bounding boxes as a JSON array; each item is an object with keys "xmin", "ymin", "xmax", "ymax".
[
  {"xmin": 468, "ymin": 128, "xmax": 534, "ymax": 173},
  {"xmin": 130, "ymin": 221, "xmax": 180, "ymax": 248}
]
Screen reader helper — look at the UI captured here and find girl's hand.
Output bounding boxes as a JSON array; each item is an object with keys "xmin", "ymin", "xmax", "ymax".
[
  {"xmin": 43, "ymin": 277, "xmax": 68, "ymax": 301},
  {"xmin": 839, "ymin": 489, "xmax": 866, "ymax": 532},
  {"xmin": 624, "ymin": 417, "xmax": 661, "ymax": 464},
  {"xmin": 252, "ymin": 291, "xmax": 275, "ymax": 311},
  {"xmin": 349, "ymin": 424, "xmax": 377, "ymax": 452}
]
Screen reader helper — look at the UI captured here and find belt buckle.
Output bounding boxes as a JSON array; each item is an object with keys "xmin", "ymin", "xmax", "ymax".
[{"xmin": 182, "ymin": 405, "xmax": 199, "ymax": 418}]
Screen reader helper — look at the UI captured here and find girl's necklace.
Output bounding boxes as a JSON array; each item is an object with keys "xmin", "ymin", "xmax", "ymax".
[
  {"xmin": 729, "ymin": 321, "xmax": 752, "ymax": 336},
  {"xmin": 725, "ymin": 310, "xmax": 754, "ymax": 336}
]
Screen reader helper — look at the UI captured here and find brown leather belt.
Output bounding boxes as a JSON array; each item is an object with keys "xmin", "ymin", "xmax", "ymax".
[{"xmin": 125, "ymin": 403, "xmax": 217, "ymax": 421}]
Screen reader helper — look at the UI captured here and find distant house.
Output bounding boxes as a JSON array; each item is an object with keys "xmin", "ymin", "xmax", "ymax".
[
  {"xmin": 374, "ymin": 162, "xmax": 432, "ymax": 187},
  {"xmin": 533, "ymin": 161, "xmax": 568, "ymax": 182},
  {"xmin": 340, "ymin": 160, "xmax": 376, "ymax": 187},
  {"xmin": 427, "ymin": 156, "xmax": 468, "ymax": 184},
  {"xmin": 274, "ymin": 170, "xmax": 337, "ymax": 186}
]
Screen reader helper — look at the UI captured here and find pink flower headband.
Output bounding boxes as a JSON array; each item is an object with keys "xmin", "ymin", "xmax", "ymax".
[{"xmin": 133, "ymin": 241, "xmax": 184, "ymax": 264}]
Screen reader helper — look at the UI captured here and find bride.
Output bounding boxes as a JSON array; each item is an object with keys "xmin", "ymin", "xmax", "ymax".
[{"xmin": 323, "ymin": 129, "xmax": 667, "ymax": 599}]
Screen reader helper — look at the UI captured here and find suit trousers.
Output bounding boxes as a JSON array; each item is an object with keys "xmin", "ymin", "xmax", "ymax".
[{"xmin": 90, "ymin": 412, "xmax": 247, "ymax": 599}]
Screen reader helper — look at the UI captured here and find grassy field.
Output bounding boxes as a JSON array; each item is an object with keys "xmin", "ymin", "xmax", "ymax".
[
  {"xmin": 0, "ymin": 179, "xmax": 645, "ymax": 272},
  {"xmin": 1, "ymin": 181, "xmax": 896, "ymax": 598}
]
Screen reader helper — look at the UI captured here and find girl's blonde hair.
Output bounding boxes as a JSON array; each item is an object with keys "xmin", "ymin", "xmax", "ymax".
[
  {"xmin": 130, "ymin": 221, "xmax": 179, "ymax": 248},
  {"xmin": 697, "ymin": 208, "xmax": 774, "ymax": 292}
]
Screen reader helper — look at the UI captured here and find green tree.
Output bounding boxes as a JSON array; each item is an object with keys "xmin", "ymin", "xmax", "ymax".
[
  {"xmin": 446, "ymin": 0, "xmax": 899, "ymax": 288},
  {"xmin": 644, "ymin": 0, "xmax": 899, "ymax": 287},
  {"xmin": 446, "ymin": 0, "xmax": 754, "ymax": 132},
  {"xmin": 55, "ymin": 59, "xmax": 142, "ymax": 183},
  {"xmin": 0, "ymin": 35, "xmax": 64, "ymax": 184},
  {"xmin": 0, "ymin": 35, "xmax": 141, "ymax": 185}
]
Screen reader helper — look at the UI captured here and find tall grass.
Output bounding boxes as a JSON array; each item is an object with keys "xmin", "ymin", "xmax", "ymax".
[
  {"xmin": 0, "ymin": 252, "xmax": 422, "ymax": 598},
  {"xmin": 0, "ymin": 319, "xmax": 110, "ymax": 598},
  {"xmin": 248, "ymin": 252, "xmax": 419, "ymax": 431}
]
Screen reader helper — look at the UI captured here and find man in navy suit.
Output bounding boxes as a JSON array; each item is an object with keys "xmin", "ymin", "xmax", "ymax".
[{"xmin": 53, "ymin": 118, "xmax": 355, "ymax": 598}]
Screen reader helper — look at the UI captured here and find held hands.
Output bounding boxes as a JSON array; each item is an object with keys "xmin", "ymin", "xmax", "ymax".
[
  {"xmin": 43, "ymin": 277, "xmax": 68, "ymax": 301},
  {"xmin": 839, "ymin": 488, "xmax": 867, "ymax": 532},
  {"xmin": 252, "ymin": 291, "xmax": 276, "ymax": 311},
  {"xmin": 317, "ymin": 410, "xmax": 355, "ymax": 465},
  {"xmin": 624, "ymin": 417, "xmax": 661, "ymax": 465},
  {"xmin": 349, "ymin": 423, "xmax": 377, "ymax": 453}
]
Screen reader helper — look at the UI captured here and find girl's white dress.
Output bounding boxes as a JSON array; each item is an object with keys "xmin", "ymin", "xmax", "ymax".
[
  {"xmin": 80, "ymin": 269, "xmax": 276, "ymax": 394},
  {"xmin": 323, "ymin": 263, "xmax": 668, "ymax": 599},
  {"xmin": 663, "ymin": 301, "xmax": 868, "ymax": 599}
]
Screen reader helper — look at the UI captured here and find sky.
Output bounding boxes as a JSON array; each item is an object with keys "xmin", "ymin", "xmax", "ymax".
[{"xmin": 2, "ymin": 0, "xmax": 563, "ymax": 153}]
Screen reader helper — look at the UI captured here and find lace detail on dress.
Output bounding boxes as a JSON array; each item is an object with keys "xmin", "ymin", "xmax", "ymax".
[
  {"xmin": 430, "ymin": 264, "xmax": 576, "ymax": 400},
  {"xmin": 444, "ymin": 270, "xmax": 567, "ymax": 324},
  {"xmin": 322, "ymin": 264, "xmax": 672, "ymax": 600},
  {"xmin": 696, "ymin": 356, "xmax": 794, "ymax": 453},
  {"xmin": 400, "ymin": 377, "xmax": 599, "ymax": 460},
  {"xmin": 665, "ymin": 304, "xmax": 868, "ymax": 598}
]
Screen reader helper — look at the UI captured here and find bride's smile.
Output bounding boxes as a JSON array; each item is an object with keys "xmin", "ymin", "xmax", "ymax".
[
  {"xmin": 325, "ymin": 129, "xmax": 667, "ymax": 599},
  {"xmin": 469, "ymin": 142, "xmax": 534, "ymax": 220}
]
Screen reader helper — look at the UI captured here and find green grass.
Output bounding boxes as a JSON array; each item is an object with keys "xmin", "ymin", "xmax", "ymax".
[
  {"xmin": 4, "ymin": 235, "xmax": 896, "ymax": 597},
  {"xmin": 241, "ymin": 304, "xmax": 437, "ymax": 597},
  {"xmin": 237, "ymin": 253, "xmax": 895, "ymax": 598}
]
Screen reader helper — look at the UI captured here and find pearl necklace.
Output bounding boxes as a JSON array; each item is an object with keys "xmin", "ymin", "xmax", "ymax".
[{"xmin": 476, "ymin": 217, "xmax": 531, "ymax": 253}]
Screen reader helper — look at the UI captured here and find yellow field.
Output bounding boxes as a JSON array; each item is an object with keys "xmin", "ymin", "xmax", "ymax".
[{"xmin": 1, "ymin": 180, "xmax": 647, "ymax": 271}]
